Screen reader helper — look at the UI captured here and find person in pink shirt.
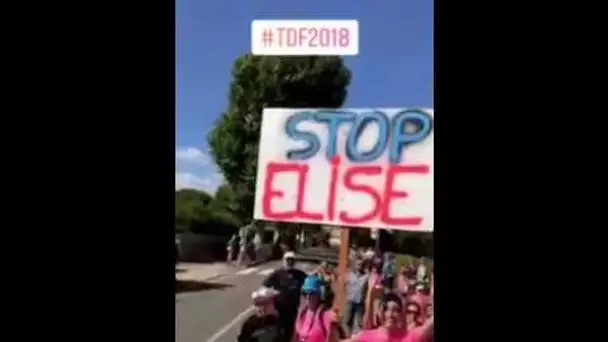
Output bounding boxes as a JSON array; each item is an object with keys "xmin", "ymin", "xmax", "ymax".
[
  {"xmin": 405, "ymin": 301, "xmax": 424, "ymax": 331},
  {"xmin": 362, "ymin": 260, "xmax": 384, "ymax": 329},
  {"xmin": 396, "ymin": 266, "xmax": 413, "ymax": 298},
  {"xmin": 350, "ymin": 293, "xmax": 433, "ymax": 342},
  {"xmin": 410, "ymin": 283, "xmax": 432, "ymax": 321},
  {"xmin": 294, "ymin": 275, "xmax": 335, "ymax": 342}
]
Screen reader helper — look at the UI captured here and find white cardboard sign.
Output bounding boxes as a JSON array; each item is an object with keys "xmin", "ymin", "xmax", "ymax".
[{"xmin": 253, "ymin": 108, "xmax": 433, "ymax": 232}]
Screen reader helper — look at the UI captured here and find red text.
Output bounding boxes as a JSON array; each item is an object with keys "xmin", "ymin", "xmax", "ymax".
[
  {"xmin": 261, "ymin": 157, "xmax": 429, "ymax": 227},
  {"xmin": 276, "ymin": 27, "xmax": 350, "ymax": 48}
]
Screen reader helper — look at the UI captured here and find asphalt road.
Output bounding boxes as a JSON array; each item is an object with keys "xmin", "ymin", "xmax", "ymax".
[{"xmin": 176, "ymin": 260, "xmax": 318, "ymax": 342}]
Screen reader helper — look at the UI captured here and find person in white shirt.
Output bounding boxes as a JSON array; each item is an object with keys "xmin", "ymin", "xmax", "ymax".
[
  {"xmin": 416, "ymin": 258, "xmax": 428, "ymax": 283},
  {"xmin": 226, "ymin": 234, "xmax": 237, "ymax": 263}
]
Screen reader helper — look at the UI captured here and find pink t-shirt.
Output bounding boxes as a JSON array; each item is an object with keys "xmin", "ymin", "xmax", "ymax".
[
  {"xmin": 411, "ymin": 294, "xmax": 432, "ymax": 320},
  {"xmin": 294, "ymin": 309, "xmax": 332, "ymax": 342},
  {"xmin": 352, "ymin": 327, "xmax": 424, "ymax": 342}
]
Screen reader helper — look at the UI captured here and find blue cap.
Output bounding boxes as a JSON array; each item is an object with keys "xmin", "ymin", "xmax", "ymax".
[{"xmin": 301, "ymin": 275, "xmax": 322, "ymax": 293}]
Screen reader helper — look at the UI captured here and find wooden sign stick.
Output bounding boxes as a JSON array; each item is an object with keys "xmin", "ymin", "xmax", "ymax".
[{"xmin": 333, "ymin": 227, "xmax": 350, "ymax": 316}]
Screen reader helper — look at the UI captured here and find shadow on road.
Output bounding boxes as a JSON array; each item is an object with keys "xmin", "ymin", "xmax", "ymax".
[{"xmin": 175, "ymin": 280, "xmax": 234, "ymax": 293}]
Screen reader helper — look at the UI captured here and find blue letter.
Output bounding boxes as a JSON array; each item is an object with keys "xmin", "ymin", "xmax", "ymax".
[
  {"xmin": 284, "ymin": 112, "xmax": 321, "ymax": 160},
  {"xmin": 314, "ymin": 111, "xmax": 355, "ymax": 160},
  {"xmin": 345, "ymin": 111, "xmax": 390, "ymax": 163},
  {"xmin": 389, "ymin": 109, "xmax": 432, "ymax": 164}
]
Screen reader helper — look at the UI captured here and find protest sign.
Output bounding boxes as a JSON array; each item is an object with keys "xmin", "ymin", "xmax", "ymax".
[{"xmin": 253, "ymin": 108, "xmax": 433, "ymax": 232}]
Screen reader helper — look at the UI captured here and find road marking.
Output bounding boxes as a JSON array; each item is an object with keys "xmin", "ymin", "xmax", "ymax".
[
  {"xmin": 236, "ymin": 267, "xmax": 261, "ymax": 275},
  {"xmin": 258, "ymin": 268, "xmax": 275, "ymax": 276},
  {"xmin": 205, "ymin": 306, "xmax": 255, "ymax": 342}
]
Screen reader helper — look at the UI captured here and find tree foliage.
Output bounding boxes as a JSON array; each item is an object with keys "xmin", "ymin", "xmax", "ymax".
[
  {"xmin": 175, "ymin": 189, "xmax": 213, "ymax": 233},
  {"xmin": 175, "ymin": 188, "xmax": 240, "ymax": 237},
  {"xmin": 207, "ymin": 55, "xmax": 352, "ymax": 224},
  {"xmin": 209, "ymin": 184, "xmax": 238, "ymax": 213}
]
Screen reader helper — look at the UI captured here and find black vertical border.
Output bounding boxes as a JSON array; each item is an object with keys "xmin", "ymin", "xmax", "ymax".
[
  {"xmin": 435, "ymin": 0, "xmax": 606, "ymax": 340},
  {"xmin": 18, "ymin": 0, "xmax": 177, "ymax": 338},
  {"xmin": 47, "ymin": 0, "xmax": 178, "ymax": 339}
]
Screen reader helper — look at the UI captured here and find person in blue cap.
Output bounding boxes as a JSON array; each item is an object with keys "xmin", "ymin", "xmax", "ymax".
[{"xmin": 294, "ymin": 275, "xmax": 336, "ymax": 342}]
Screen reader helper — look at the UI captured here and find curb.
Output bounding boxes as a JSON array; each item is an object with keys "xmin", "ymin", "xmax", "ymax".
[
  {"xmin": 175, "ymin": 265, "xmax": 233, "ymax": 283},
  {"xmin": 177, "ymin": 260, "xmax": 279, "ymax": 283},
  {"xmin": 202, "ymin": 272, "xmax": 231, "ymax": 282},
  {"xmin": 245, "ymin": 259, "xmax": 272, "ymax": 268},
  {"xmin": 175, "ymin": 272, "xmax": 231, "ymax": 284}
]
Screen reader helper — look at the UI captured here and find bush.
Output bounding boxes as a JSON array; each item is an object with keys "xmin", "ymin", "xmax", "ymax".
[
  {"xmin": 176, "ymin": 188, "xmax": 242, "ymax": 237},
  {"xmin": 190, "ymin": 208, "xmax": 240, "ymax": 237}
]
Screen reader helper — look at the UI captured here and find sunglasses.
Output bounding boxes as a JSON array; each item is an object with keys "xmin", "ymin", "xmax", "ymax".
[{"xmin": 302, "ymin": 291, "xmax": 318, "ymax": 296}]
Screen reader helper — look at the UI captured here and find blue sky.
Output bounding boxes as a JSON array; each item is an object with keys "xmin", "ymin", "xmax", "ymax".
[{"xmin": 176, "ymin": 0, "xmax": 433, "ymax": 193}]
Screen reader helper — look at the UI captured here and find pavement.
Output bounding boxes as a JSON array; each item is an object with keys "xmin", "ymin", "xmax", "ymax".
[
  {"xmin": 175, "ymin": 260, "xmax": 319, "ymax": 342},
  {"xmin": 176, "ymin": 262, "xmax": 237, "ymax": 282}
]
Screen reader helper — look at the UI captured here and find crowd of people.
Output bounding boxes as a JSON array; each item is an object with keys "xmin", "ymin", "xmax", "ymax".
[{"xmin": 237, "ymin": 249, "xmax": 434, "ymax": 342}]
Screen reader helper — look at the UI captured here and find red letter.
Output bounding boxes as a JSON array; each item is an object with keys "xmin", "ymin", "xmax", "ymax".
[
  {"xmin": 262, "ymin": 162, "xmax": 323, "ymax": 221},
  {"xmin": 326, "ymin": 156, "xmax": 341, "ymax": 220},
  {"xmin": 298, "ymin": 28, "xmax": 308, "ymax": 47},
  {"xmin": 277, "ymin": 28, "xmax": 286, "ymax": 46},
  {"xmin": 380, "ymin": 164, "xmax": 430, "ymax": 226},
  {"xmin": 262, "ymin": 162, "xmax": 301, "ymax": 220},
  {"xmin": 339, "ymin": 165, "xmax": 382, "ymax": 225},
  {"xmin": 294, "ymin": 163, "xmax": 324, "ymax": 221},
  {"xmin": 287, "ymin": 28, "xmax": 297, "ymax": 46}
]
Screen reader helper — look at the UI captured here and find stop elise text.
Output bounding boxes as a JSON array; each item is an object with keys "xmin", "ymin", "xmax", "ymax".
[{"xmin": 261, "ymin": 109, "xmax": 433, "ymax": 227}]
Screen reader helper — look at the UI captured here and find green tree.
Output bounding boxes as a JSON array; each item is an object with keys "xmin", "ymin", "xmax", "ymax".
[
  {"xmin": 210, "ymin": 184, "xmax": 238, "ymax": 213},
  {"xmin": 207, "ymin": 55, "xmax": 352, "ymax": 225},
  {"xmin": 175, "ymin": 189, "xmax": 213, "ymax": 233},
  {"xmin": 175, "ymin": 188, "xmax": 240, "ymax": 236}
]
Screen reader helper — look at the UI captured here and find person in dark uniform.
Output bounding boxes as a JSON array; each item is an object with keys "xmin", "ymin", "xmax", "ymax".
[{"xmin": 262, "ymin": 251, "xmax": 307, "ymax": 340}]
